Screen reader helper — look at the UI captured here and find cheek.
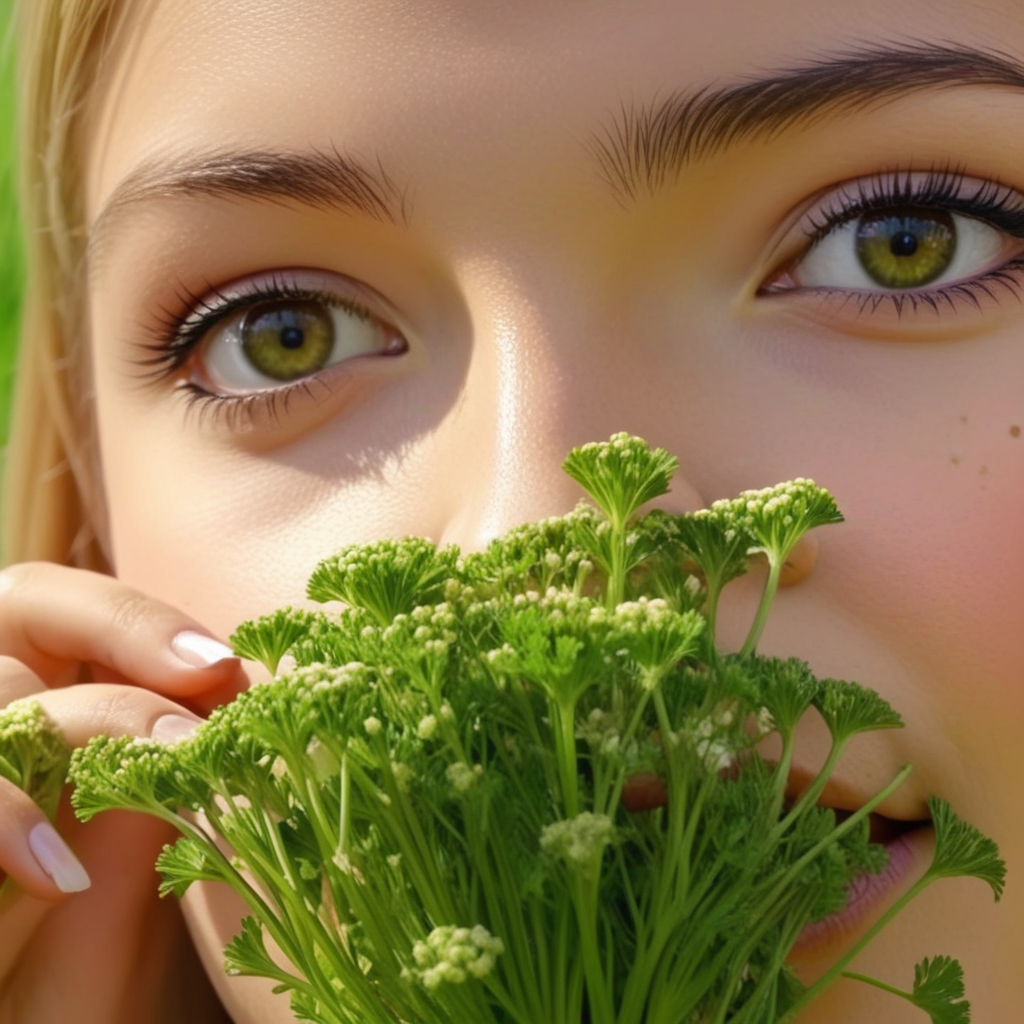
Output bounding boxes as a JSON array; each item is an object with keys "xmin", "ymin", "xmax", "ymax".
[{"xmin": 829, "ymin": 436, "xmax": 1024, "ymax": 737}]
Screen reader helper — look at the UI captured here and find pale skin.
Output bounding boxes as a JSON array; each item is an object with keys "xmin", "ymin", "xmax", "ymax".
[{"xmin": 1, "ymin": 0, "xmax": 1023, "ymax": 1021}]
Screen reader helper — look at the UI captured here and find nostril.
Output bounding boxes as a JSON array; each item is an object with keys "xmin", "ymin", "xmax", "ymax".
[{"xmin": 779, "ymin": 534, "xmax": 819, "ymax": 587}]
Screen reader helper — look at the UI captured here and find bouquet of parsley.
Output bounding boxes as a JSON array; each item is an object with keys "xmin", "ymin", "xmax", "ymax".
[{"xmin": 0, "ymin": 434, "xmax": 1005, "ymax": 1023}]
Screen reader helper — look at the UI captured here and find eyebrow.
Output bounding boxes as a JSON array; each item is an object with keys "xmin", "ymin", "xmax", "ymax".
[
  {"xmin": 88, "ymin": 143, "xmax": 410, "ymax": 263},
  {"xmin": 587, "ymin": 40, "xmax": 1024, "ymax": 202},
  {"xmin": 88, "ymin": 39, "xmax": 1024, "ymax": 260}
]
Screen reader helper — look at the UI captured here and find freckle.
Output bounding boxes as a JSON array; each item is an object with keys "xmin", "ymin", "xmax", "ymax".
[
  {"xmin": 1011, "ymin": 425, "xmax": 1021, "ymax": 437},
  {"xmin": 950, "ymin": 456, "xmax": 961, "ymax": 465},
  {"xmin": 980, "ymin": 465, "xmax": 989, "ymax": 475},
  {"xmin": 960, "ymin": 415, "xmax": 969, "ymax": 424}
]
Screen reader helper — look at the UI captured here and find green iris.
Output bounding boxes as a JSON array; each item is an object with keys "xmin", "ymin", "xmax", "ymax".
[
  {"xmin": 241, "ymin": 300, "xmax": 335, "ymax": 381},
  {"xmin": 855, "ymin": 208, "xmax": 956, "ymax": 289}
]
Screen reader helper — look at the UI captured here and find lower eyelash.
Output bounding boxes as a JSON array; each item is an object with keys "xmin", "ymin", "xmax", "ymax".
[
  {"xmin": 174, "ymin": 377, "xmax": 332, "ymax": 431},
  {"xmin": 131, "ymin": 273, "xmax": 393, "ymax": 426},
  {"xmin": 806, "ymin": 255, "xmax": 1024, "ymax": 320}
]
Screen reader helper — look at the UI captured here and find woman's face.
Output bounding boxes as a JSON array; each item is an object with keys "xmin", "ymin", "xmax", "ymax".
[{"xmin": 83, "ymin": 1, "xmax": 1024, "ymax": 1020}]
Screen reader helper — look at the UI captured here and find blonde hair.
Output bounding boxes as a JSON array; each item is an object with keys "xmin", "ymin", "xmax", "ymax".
[{"xmin": 0, "ymin": 0, "xmax": 136, "ymax": 571}]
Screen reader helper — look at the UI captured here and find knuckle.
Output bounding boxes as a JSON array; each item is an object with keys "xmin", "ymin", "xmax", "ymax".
[
  {"xmin": 0, "ymin": 655, "xmax": 42, "ymax": 697},
  {"xmin": 91, "ymin": 685, "xmax": 151, "ymax": 734},
  {"xmin": 0, "ymin": 562, "xmax": 34, "ymax": 603},
  {"xmin": 104, "ymin": 589, "xmax": 154, "ymax": 639}
]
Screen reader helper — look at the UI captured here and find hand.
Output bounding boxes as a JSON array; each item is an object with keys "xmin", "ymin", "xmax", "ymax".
[{"xmin": 0, "ymin": 562, "xmax": 246, "ymax": 1024}]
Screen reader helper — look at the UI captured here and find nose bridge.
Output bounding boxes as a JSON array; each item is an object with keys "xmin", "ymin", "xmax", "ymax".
[{"xmin": 435, "ymin": 263, "xmax": 708, "ymax": 554}]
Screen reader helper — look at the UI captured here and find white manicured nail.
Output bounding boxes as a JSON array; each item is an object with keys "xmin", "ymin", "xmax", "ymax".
[
  {"xmin": 151, "ymin": 714, "xmax": 202, "ymax": 745},
  {"xmin": 28, "ymin": 822, "xmax": 91, "ymax": 893},
  {"xmin": 171, "ymin": 631, "xmax": 237, "ymax": 668}
]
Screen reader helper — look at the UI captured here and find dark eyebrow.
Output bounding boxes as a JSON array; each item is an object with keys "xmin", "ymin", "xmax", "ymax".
[
  {"xmin": 89, "ymin": 39, "xmax": 1024, "ymax": 261},
  {"xmin": 88, "ymin": 143, "xmax": 410, "ymax": 263},
  {"xmin": 587, "ymin": 40, "xmax": 1024, "ymax": 203}
]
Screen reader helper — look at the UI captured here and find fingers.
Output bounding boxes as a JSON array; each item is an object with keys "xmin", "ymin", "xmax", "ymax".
[
  {"xmin": 0, "ymin": 776, "xmax": 91, "ymax": 901},
  {"xmin": 28, "ymin": 682, "xmax": 204, "ymax": 749},
  {"xmin": 0, "ymin": 562, "xmax": 246, "ymax": 904},
  {"xmin": 0, "ymin": 682, "xmax": 206, "ymax": 901},
  {"xmin": 0, "ymin": 655, "xmax": 44, "ymax": 704},
  {"xmin": 0, "ymin": 562, "xmax": 245, "ymax": 697}
]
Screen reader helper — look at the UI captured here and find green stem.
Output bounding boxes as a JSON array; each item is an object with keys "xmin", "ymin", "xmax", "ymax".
[
  {"xmin": 571, "ymin": 870, "xmax": 615, "ymax": 1024},
  {"xmin": 777, "ymin": 872, "xmax": 937, "ymax": 1022},
  {"xmin": 607, "ymin": 518, "xmax": 627, "ymax": 610},
  {"xmin": 771, "ymin": 738, "xmax": 850, "ymax": 841},
  {"xmin": 750, "ymin": 764, "xmax": 914, "ymax": 937},
  {"xmin": 556, "ymin": 699, "xmax": 580, "ymax": 817},
  {"xmin": 740, "ymin": 553, "xmax": 783, "ymax": 657},
  {"xmin": 840, "ymin": 971, "xmax": 914, "ymax": 999},
  {"xmin": 703, "ymin": 573, "xmax": 724, "ymax": 648}
]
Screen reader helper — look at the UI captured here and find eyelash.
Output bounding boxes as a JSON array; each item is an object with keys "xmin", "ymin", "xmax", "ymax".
[
  {"xmin": 763, "ymin": 164, "xmax": 1024, "ymax": 316},
  {"xmin": 135, "ymin": 272, "xmax": 393, "ymax": 430}
]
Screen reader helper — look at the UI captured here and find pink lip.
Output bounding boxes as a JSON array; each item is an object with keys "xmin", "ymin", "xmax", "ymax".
[{"xmin": 790, "ymin": 825, "xmax": 933, "ymax": 952}]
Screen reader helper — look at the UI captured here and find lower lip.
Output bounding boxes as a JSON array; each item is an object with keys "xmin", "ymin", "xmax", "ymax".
[{"xmin": 790, "ymin": 825, "xmax": 932, "ymax": 952}]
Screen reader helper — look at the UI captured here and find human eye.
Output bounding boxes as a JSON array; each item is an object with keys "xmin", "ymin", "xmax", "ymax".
[
  {"xmin": 133, "ymin": 269, "xmax": 408, "ymax": 430},
  {"xmin": 758, "ymin": 165, "xmax": 1024, "ymax": 323}
]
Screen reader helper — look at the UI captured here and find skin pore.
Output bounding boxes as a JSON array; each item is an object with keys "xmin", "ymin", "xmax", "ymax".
[{"xmin": 79, "ymin": 0, "xmax": 1024, "ymax": 1020}]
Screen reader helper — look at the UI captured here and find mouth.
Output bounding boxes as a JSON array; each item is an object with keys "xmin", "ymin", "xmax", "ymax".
[
  {"xmin": 781, "ymin": 764, "xmax": 934, "ymax": 953},
  {"xmin": 836, "ymin": 806, "xmax": 928, "ymax": 845}
]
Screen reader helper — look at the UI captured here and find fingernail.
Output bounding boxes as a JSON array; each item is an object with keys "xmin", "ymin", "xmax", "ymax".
[
  {"xmin": 151, "ymin": 714, "xmax": 202, "ymax": 745},
  {"xmin": 171, "ymin": 630, "xmax": 237, "ymax": 669},
  {"xmin": 28, "ymin": 822, "xmax": 91, "ymax": 893}
]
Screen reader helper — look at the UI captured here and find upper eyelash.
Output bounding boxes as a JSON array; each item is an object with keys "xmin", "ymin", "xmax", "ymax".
[
  {"xmin": 134, "ymin": 270, "xmax": 375, "ymax": 379},
  {"xmin": 801, "ymin": 163, "xmax": 1024, "ymax": 245},
  {"xmin": 759, "ymin": 163, "xmax": 1024, "ymax": 319},
  {"xmin": 130, "ymin": 271, "xmax": 384, "ymax": 429}
]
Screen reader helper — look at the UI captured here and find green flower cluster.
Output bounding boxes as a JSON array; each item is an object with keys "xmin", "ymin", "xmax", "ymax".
[{"xmin": 0, "ymin": 434, "xmax": 1005, "ymax": 1024}]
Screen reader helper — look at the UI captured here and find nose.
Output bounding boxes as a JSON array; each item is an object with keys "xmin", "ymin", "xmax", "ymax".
[{"xmin": 432, "ymin": 282, "xmax": 708, "ymax": 556}]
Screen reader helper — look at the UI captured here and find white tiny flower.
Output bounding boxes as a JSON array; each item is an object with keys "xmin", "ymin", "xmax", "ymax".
[
  {"xmin": 363, "ymin": 716, "xmax": 382, "ymax": 736},
  {"xmin": 391, "ymin": 760, "xmax": 412, "ymax": 792},
  {"xmin": 446, "ymin": 762, "xmax": 480, "ymax": 792},
  {"xmin": 417, "ymin": 715, "xmax": 438, "ymax": 739},
  {"xmin": 540, "ymin": 812, "xmax": 615, "ymax": 866}
]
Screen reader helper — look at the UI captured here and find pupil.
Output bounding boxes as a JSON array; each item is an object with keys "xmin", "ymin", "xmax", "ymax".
[
  {"xmin": 281, "ymin": 326, "xmax": 305, "ymax": 349},
  {"xmin": 890, "ymin": 232, "xmax": 918, "ymax": 257}
]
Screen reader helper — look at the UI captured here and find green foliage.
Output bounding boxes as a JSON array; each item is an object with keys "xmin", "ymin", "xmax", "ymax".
[
  {"xmin": 909, "ymin": 956, "xmax": 970, "ymax": 1024},
  {"xmin": 307, "ymin": 538, "xmax": 460, "ymax": 627},
  {"xmin": 561, "ymin": 432, "xmax": 677, "ymax": 529},
  {"xmin": 725, "ymin": 480, "xmax": 843, "ymax": 568},
  {"xmin": 925, "ymin": 796, "xmax": 1006, "ymax": 899},
  {"xmin": 813, "ymin": 677, "xmax": 904, "ymax": 742},
  {"xmin": 230, "ymin": 606, "xmax": 319, "ymax": 675},
  {"xmin": 0, "ymin": 434, "xmax": 1004, "ymax": 1024},
  {"xmin": 0, "ymin": 699, "xmax": 69, "ymax": 819},
  {"xmin": 0, "ymin": 0, "xmax": 21, "ymax": 458},
  {"xmin": 746, "ymin": 656, "xmax": 819, "ymax": 739}
]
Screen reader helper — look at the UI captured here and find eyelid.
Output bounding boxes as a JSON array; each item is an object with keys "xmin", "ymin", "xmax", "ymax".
[
  {"xmin": 773, "ymin": 167, "xmax": 1024, "ymax": 262},
  {"xmin": 176, "ymin": 268, "xmax": 411, "ymax": 345},
  {"xmin": 128, "ymin": 267, "xmax": 414, "ymax": 435},
  {"xmin": 135, "ymin": 268, "xmax": 412, "ymax": 381},
  {"xmin": 751, "ymin": 164, "xmax": 1024, "ymax": 330}
]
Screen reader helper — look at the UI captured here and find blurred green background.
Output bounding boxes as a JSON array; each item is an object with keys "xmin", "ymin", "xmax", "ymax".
[{"xmin": 0, "ymin": 0, "xmax": 20, "ymax": 458}]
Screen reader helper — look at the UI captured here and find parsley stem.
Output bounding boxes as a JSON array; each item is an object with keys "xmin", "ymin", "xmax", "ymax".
[
  {"xmin": 740, "ymin": 553, "xmax": 783, "ymax": 657},
  {"xmin": 746, "ymin": 764, "xmax": 913, "ymax": 942},
  {"xmin": 776, "ymin": 871, "xmax": 936, "ymax": 1021},
  {"xmin": 840, "ymin": 971, "xmax": 913, "ymax": 999}
]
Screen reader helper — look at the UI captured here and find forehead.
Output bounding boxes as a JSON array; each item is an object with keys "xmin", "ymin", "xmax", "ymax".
[{"xmin": 85, "ymin": 0, "xmax": 1024, "ymax": 227}]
